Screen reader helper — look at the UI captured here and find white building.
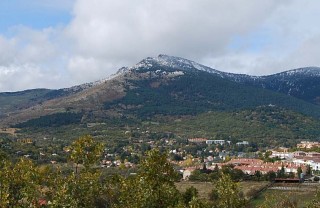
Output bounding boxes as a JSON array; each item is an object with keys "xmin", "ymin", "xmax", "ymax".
[
  {"xmin": 271, "ymin": 151, "xmax": 293, "ymax": 159},
  {"xmin": 293, "ymin": 158, "xmax": 320, "ymax": 171},
  {"xmin": 236, "ymin": 141, "xmax": 249, "ymax": 145},
  {"xmin": 206, "ymin": 140, "xmax": 225, "ymax": 145}
]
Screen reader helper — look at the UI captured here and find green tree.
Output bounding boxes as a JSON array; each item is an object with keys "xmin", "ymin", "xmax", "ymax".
[
  {"xmin": 306, "ymin": 165, "xmax": 312, "ymax": 176},
  {"xmin": 277, "ymin": 165, "xmax": 286, "ymax": 178},
  {"xmin": 46, "ymin": 135, "xmax": 109, "ymax": 207},
  {"xmin": 0, "ymin": 158, "xmax": 41, "ymax": 207},
  {"xmin": 297, "ymin": 167, "xmax": 303, "ymax": 178},
  {"xmin": 210, "ymin": 173, "xmax": 246, "ymax": 208},
  {"xmin": 264, "ymin": 171, "xmax": 276, "ymax": 181},
  {"xmin": 183, "ymin": 186, "xmax": 198, "ymax": 205},
  {"xmin": 188, "ymin": 197, "xmax": 210, "ymax": 208},
  {"xmin": 254, "ymin": 170, "xmax": 262, "ymax": 181},
  {"xmin": 48, "ymin": 170, "xmax": 79, "ymax": 207},
  {"xmin": 0, "ymin": 159, "xmax": 10, "ymax": 207},
  {"xmin": 115, "ymin": 149, "xmax": 181, "ymax": 208},
  {"xmin": 68, "ymin": 135, "xmax": 104, "ymax": 173}
]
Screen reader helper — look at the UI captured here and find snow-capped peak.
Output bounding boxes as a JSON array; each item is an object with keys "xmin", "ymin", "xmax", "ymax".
[
  {"xmin": 274, "ymin": 67, "xmax": 320, "ymax": 77},
  {"xmin": 124, "ymin": 54, "xmax": 229, "ymax": 76}
]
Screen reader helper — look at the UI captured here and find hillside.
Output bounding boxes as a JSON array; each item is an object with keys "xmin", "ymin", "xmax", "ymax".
[
  {"xmin": 154, "ymin": 106, "xmax": 320, "ymax": 147},
  {"xmin": 104, "ymin": 65, "xmax": 320, "ymax": 119},
  {"xmin": 0, "ymin": 89, "xmax": 52, "ymax": 116},
  {"xmin": 232, "ymin": 67, "xmax": 320, "ymax": 105},
  {"xmin": 1, "ymin": 55, "xmax": 320, "ymax": 136},
  {"xmin": 13, "ymin": 106, "xmax": 320, "ymax": 148}
]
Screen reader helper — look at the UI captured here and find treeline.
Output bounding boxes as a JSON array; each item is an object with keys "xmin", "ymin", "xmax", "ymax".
[{"xmin": 188, "ymin": 164, "xmax": 304, "ymax": 182}]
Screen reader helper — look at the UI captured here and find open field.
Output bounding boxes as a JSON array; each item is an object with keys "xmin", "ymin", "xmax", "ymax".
[
  {"xmin": 249, "ymin": 189, "xmax": 317, "ymax": 207},
  {"xmin": 176, "ymin": 181, "xmax": 319, "ymax": 207},
  {"xmin": 175, "ymin": 181, "xmax": 270, "ymax": 200},
  {"xmin": 0, "ymin": 128, "xmax": 18, "ymax": 136},
  {"xmin": 248, "ymin": 183, "xmax": 319, "ymax": 208},
  {"xmin": 175, "ymin": 181, "xmax": 213, "ymax": 199}
]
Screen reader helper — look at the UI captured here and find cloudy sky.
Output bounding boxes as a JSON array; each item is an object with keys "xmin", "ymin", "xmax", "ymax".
[{"xmin": 1, "ymin": 0, "xmax": 320, "ymax": 92}]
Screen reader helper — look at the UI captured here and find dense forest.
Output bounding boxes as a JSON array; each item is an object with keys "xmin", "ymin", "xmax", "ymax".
[{"xmin": 14, "ymin": 112, "xmax": 83, "ymax": 128}]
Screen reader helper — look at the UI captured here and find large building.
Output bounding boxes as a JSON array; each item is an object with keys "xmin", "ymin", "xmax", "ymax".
[
  {"xmin": 206, "ymin": 140, "xmax": 225, "ymax": 145},
  {"xmin": 188, "ymin": 138, "xmax": 208, "ymax": 143},
  {"xmin": 236, "ymin": 141, "xmax": 249, "ymax": 145}
]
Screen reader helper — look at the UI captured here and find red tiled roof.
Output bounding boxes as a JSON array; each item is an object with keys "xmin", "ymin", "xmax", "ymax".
[
  {"xmin": 188, "ymin": 138, "xmax": 208, "ymax": 142},
  {"xmin": 38, "ymin": 199, "xmax": 47, "ymax": 206},
  {"xmin": 227, "ymin": 158, "xmax": 264, "ymax": 165}
]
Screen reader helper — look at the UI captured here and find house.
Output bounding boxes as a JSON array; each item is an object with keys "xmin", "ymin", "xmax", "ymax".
[
  {"xmin": 227, "ymin": 158, "xmax": 306, "ymax": 175},
  {"xmin": 218, "ymin": 152, "xmax": 229, "ymax": 160},
  {"xmin": 38, "ymin": 198, "xmax": 47, "ymax": 206},
  {"xmin": 183, "ymin": 167, "xmax": 197, "ymax": 180},
  {"xmin": 17, "ymin": 138, "xmax": 33, "ymax": 144},
  {"xmin": 236, "ymin": 141, "xmax": 249, "ymax": 145},
  {"xmin": 311, "ymin": 159, "xmax": 320, "ymax": 171},
  {"xmin": 271, "ymin": 151, "xmax": 293, "ymax": 159},
  {"xmin": 206, "ymin": 156, "xmax": 214, "ymax": 162},
  {"xmin": 293, "ymin": 157, "xmax": 320, "ymax": 171},
  {"xmin": 234, "ymin": 165, "xmax": 278, "ymax": 175},
  {"xmin": 306, "ymin": 152, "xmax": 320, "ymax": 157},
  {"xmin": 293, "ymin": 151, "xmax": 307, "ymax": 157},
  {"xmin": 188, "ymin": 138, "xmax": 208, "ymax": 143},
  {"xmin": 297, "ymin": 141, "xmax": 320, "ymax": 149},
  {"xmin": 206, "ymin": 140, "xmax": 225, "ymax": 145},
  {"xmin": 227, "ymin": 158, "xmax": 264, "ymax": 166}
]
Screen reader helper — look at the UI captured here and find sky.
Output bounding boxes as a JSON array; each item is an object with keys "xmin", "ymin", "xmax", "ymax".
[{"xmin": 1, "ymin": 0, "xmax": 320, "ymax": 92}]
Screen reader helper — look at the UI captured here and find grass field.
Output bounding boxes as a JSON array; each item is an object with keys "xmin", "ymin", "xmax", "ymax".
[
  {"xmin": 248, "ymin": 189, "xmax": 317, "ymax": 207},
  {"xmin": 248, "ymin": 183, "xmax": 319, "ymax": 208},
  {"xmin": 175, "ymin": 181, "xmax": 319, "ymax": 207},
  {"xmin": 175, "ymin": 181, "xmax": 270, "ymax": 200},
  {"xmin": 0, "ymin": 128, "xmax": 17, "ymax": 135},
  {"xmin": 175, "ymin": 181, "xmax": 213, "ymax": 199}
]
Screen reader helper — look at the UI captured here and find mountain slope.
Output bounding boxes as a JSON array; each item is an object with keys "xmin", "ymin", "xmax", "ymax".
[
  {"xmin": 123, "ymin": 55, "xmax": 320, "ymax": 106},
  {"xmin": 147, "ymin": 55, "xmax": 320, "ymax": 105},
  {"xmin": 104, "ymin": 64, "xmax": 320, "ymax": 119},
  {"xmin": 1, "ymin": 55, "xmax": 320, "ymax": 128},
  {"xmin": 0, "ymin": 89, "xmax": 52, "ymax": 117},
  {"xmin": 236, "ymin": 67, "xmax": 320, "ymax": 105},
  {"xmin": 153, "ymin": 105, "xmax": 320, "ymax": 147},
  {"xmin": 0, "ymin": 82, "xmax": 98, "ymax": 117}
]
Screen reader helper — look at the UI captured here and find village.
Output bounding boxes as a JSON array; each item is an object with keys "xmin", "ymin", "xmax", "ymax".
[
  {"xmin": 175, "ymin": 140, "xmax": 320, "ymax": 182},
  {"xmin": 2, "ymin": 129, "xmax": 320, "ymax": 206},
  {"xmin": 99, "ymin": 136, "xmax": 320, "ymax": 183},
  {"xmin": 2, "ymin": 127, "xmax": 320, "ymax": 184}
]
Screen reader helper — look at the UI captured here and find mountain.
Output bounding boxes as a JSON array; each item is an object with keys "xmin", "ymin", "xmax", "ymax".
[
  {"xmin": 235, "ymin": 67, "xmax": 320, "ymax": 105},
  {"xmin": 1, "ymin": 55, "xmax": 320, "ymax": 129}
]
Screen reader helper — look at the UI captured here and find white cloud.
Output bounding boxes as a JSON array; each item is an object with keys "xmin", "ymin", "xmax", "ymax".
[
  {"xmin": 61, "ymin": 0, "xmax": 288, "ymax": 81},
  {"xmin": 66, "ymin": 0, "xmax": 283, "ymax": 63},
  {"xmin": 1, "ymin": 0, "xmax": 320, "ymax": 91},
  {"xmin": 0, "ymin": 64, "xmax": 64, "ymax": 91},
  {"xmin": 67, "ymin": 56, "xmax": 116, "ymax": 83},
  {"xmin": 0, "ymin": 27, "xmax": 71, "ymax": 91},
  {"xmin": 0, "ymin": 36, "xmax": 16, "ymax": 65}
]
